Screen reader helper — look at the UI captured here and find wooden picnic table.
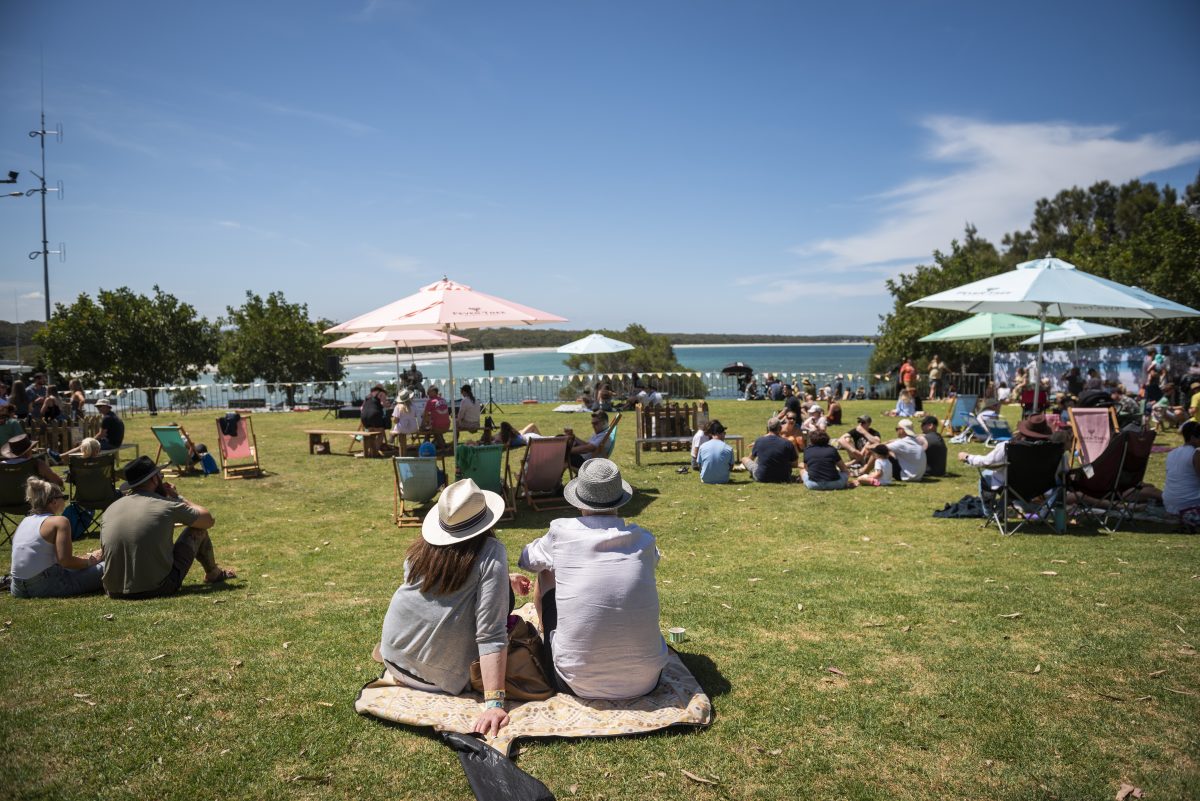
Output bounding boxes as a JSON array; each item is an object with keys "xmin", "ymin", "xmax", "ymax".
[{"xmin": 305, "ymin": 428, "xmax": 386, "ymax": 458}]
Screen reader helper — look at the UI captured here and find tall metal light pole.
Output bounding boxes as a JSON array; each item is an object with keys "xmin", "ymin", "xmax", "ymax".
[{"xmin": 27, "ymin": 110, "xmax": 63, "ymax": 322}]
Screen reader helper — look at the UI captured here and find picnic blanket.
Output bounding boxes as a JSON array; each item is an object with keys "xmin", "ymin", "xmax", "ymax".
[{"xmin": 355, "ymin": 605, "xmax": 713, "ymax": 755}]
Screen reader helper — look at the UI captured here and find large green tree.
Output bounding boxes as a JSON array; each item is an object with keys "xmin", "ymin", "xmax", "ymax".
[
  {"xmin": 873, "ymin": 173, "xmax": 1200, "ymax": 373},
  {"xmin": 35, "ymin": 286, "xmax": 219, "ymax": 412},
  {"xmin": 217, "ymin": 291, "xmax": 343, "ymax": 407},
  {"xmin": 561, "ymin": 323, "xmax": 707, "ymax": 397}
]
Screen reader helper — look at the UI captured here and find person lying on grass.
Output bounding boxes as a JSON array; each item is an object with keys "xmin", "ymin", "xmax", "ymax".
[
  {"xmin": 519, "ymin": 458, "xmax": 668, "ymax": 700},
  {"xmin": 376, "ymin": 479, "xmax": 531, "ymax": 736},
  {"xmin": 100, "ymin": 456, "xmax": 236, "ymax": 599},
  {"xmin": 9, "ymin": 477, "xmax": 104, "ymax": 599}
]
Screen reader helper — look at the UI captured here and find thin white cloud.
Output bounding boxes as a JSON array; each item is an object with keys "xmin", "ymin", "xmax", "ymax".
[
  {"xmin": 747, "ymin": 280, "xmax": 889, "ymax": 306},
  {"xmin": 220, "ymin": 92, "xmax": 378, "ymax": 136},
  {"xmin": 795, "ymin": 117, "xmax": 1200, "ymax": 273},
  {"xmin": 20, "ymin": 291, "xmax": 42, "ymax": 300}
]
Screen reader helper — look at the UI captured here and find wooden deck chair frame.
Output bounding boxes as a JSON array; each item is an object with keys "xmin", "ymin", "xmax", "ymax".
[
  {"xmin": 392, "ymin": 456, "xmax": 443, "ymax": 527},
  {"xmin": 0, "ymin": 460, "xmax": 39, "ymax": 547},
  {"xmin": 520, "ymin": 436, "xmax": 572, "ymax": 511},
  {"xmin": 943, "ymin": 394, "xmax": 978, "ymax": 435},
  {"xmin": 151, "ymin": 424, "xmax": 198, "ymax": 477},
  {"xmin": 66, "ymin": 453, "xmax": 120, "ymax": 537},
  {"xmin": 1067, "ymin": 407, "xmax": 1119, "ymax": 468},
  {"xmin": 215, "ymin": 414, "xmax": 263, "ymax": 480},
  {"xmin": 601, "ymin": 413, "xmax": 622, "ymax": 459}
]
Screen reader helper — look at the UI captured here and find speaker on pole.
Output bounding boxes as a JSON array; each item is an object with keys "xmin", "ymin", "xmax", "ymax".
[
  {"xmin": 325, "ymin": 355, "xmax": 341, "ymax": 375},
  {"xmin": 483, "ymin": 352, "xmax": 495, "ymax": 372}
]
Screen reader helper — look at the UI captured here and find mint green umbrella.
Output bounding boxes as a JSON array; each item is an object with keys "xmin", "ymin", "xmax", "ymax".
[{"xmin": 919, "ymin": 313, "xmax": 1063, "ymax": 382}]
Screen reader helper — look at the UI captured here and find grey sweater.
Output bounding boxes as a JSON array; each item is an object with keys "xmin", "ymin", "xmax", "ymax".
[{"xmin": 380, "ymin": 537, "xmax": 509, "ymax": 694}]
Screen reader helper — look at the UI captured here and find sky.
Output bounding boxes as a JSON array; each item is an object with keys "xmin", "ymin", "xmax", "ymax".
[{"xmin": 2, "ymin": 1, "xmax": 1199, "ymax": 337}]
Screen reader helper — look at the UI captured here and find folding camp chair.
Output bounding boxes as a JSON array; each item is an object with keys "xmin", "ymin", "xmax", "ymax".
[
  {"xmin": 965, "ymin": 414, "xmax": 991, "ymax": 443},
  {"xmin": 943, "ymin": 394, "xmax": 978, "ymax": 435},
  {"xmin": 66, "ymin": 453, "xmax": 120, "ymax": 537},
  {"xmin": 0, "ymin": 460, "xmax": 38, "ymax": 547},
  {"xmin": 519, "ymin": 436, "xmax": 572, "ymax": 511},
  {"xmin": 393, "ymin": 456, "xmax": 443, "ymax": 527},
  {"xmin": 455, "ymin": 444, "xmax": 515, "ymax": 520},
  {"xmin": 151, "ymin": 424, "xmax": 198, "ymax": 476},
  {"xmin": 979, "ymin": 440, "xmax": 1065, "ymax": 536},
  {"xmin": 1067, "ymin": 407, "xmax": 1118, "ymax": 468},
  {"xmin": 215, "ymin": 414, "xmax": 263, "ymax": 479}
]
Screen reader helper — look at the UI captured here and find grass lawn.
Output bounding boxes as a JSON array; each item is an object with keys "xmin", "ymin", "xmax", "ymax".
[{"xmin": 1, "ymin": 400, "xmax": 1197, "ymax": 801}]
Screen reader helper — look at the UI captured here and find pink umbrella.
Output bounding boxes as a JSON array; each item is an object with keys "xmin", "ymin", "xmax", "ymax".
[
  {"xmin": 324, "ymin": 329, "xmax": 469, "ymax": 388},
  {"xmin": 325, "ymin": 278, "xmax": 567, "ymax": 446}
]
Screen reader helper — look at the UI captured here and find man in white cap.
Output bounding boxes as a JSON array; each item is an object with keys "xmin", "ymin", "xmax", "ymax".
[
  {"xmin": 95, "ymin": 397, "xmax": 125, "ymax": 450},
  {"xmin": 799, "ymin": 403, "xmax": 828, "ymax": 435},
  {"xmin": 100, "ymin": 456, "xmax": 236, "ymax": 598},
  {"xmin": 518, "ymin": 458, "xmax": 668, "ymax": 700},
  {"xmin": 887, "ymin": 419, "xmax": 928, "ymax": 482}
]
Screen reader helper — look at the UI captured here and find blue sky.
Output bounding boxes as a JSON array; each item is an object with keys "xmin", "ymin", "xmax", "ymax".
[{"xmin": 2, "ymin": 1, "xmax": 1198, "ymax": 336}]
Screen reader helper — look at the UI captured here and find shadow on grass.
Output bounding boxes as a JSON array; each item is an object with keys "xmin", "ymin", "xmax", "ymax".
[
  {"xmin": 676, "ymin": 650, "xmax": 731, "ymax": 699},
  {"xmin": 622, "ymin": 488, "xmax": 661, "ymax": 515},
  {"xmin": 174, "ymin": 579, "xmax": 247, "ymax": 598}
]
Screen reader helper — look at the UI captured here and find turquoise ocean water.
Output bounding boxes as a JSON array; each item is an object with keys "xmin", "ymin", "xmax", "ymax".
[{"xmin": 344, "ymin": 343, "xmax": 875, "ymax": 383}]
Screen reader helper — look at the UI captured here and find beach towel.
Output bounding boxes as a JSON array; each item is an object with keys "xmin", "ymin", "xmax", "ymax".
[{"xmin": 355, "ymin": 605, "xmax": 713, "ymax": 755}]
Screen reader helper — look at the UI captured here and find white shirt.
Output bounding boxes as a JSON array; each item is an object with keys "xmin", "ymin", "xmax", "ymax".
[
  {"xmin": 519, "ymin": 516, "xmax": 668, "ymax": 700},
  {"xmin": 1163, "ymin": 444, "xmax": 1200, "ymax": 514},
  {"xmin": 963, "ymin": 442, "xmax": 1009, "ymax": 489},
  {"xmin": 888, "ymin": 436, "xmax": 927, "ymax": 481},
  {"xmin": 868, "ymin": 458, "xmax": 893, "ymax": 486}
]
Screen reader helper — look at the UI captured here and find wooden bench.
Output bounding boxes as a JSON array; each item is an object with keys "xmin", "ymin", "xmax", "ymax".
[
  {"xmin": 632, "ymin": 401, "xmax": 743, "ymax": 465},
  {"xmin": 304, "ymin": 429, "xmax": 386, "ymax": 458}
]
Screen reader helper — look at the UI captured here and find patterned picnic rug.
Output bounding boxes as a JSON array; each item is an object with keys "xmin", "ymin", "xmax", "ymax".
[{"xmin": 355, "ymin": 605, "xmax": 713, "ymax": 755}]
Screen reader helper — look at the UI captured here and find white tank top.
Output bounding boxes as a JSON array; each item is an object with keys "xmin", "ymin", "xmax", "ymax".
[
  {"xmin": 1163, "ymin": 444, "xmax": 1200, "ymax": 514},
  {"xmin": 10, "ymin": 514, "xmax": 57, "ymax": 580}
]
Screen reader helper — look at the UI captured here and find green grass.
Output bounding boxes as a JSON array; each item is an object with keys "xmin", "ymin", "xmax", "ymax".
[{"xmin": 2, "ymin": 401, "xmax": 1197, "ymax": 801}]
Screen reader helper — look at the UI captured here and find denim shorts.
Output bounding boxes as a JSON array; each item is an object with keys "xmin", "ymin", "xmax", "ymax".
[
  {"xmin": 803, "ymin": 474, "xmax": 848, "ymax": 491},
  {"xmin": 10, "ymin": 563, "xmax": 104, "ymax": 599}
]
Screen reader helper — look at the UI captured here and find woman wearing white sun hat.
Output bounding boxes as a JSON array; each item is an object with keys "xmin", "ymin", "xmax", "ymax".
[{"xmin": 377, "ymin": 479, "xmax": 531, "ymax": 736}]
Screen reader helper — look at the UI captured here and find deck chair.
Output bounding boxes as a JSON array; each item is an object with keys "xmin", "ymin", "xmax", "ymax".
[
  {"xmin": 1098, "ymin": 429, "xmax": 1156, "ymax": 531},
  {"xmin": 979, "ymin": 440, "xmax": 1065, "ymax": 536},
  {"xmin": 965, "ymin": 414, "xmax": 991, "ymax": 443},
  {"xmin": 943, "ymin": 394, "xmax": 978, "ymax": 435},
  {"xmin": 215, "ymin": 415, "xmax": 262, "ymax": 479},
  {"xmin": 455, "ymin": 444, "xmax": 515, "ymax": 520},
  {"xmin": 1067, "ymin": 407, "xmax": 1118, "ymax": 467},
  {"xmin": 0, "ymin": 460, "xmax": 38, "ymax": 547},
  {"xmin": 66, "ymin": 454, "xmax": 120, "ymax": 537},
  {"xmin": 983, "ymin": 417, "xmax": 1014, "ymax": 446},
  {"xmin": 599, "ymin": 412, "xmax": 622, "ymax": 459},
  {"xmin": 393, "ymin": 456, "xmax": 442, "ymax": 527},
  {"xmin": 151, "ymin": 424, "xmax": 198, "ymax": 476},
  {"xmin": 520, "ymin": 436, "xmax": 572, "ymax": 511}
]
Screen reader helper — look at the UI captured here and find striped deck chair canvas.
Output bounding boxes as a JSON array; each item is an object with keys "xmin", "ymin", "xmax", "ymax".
[{"xmin": 216, "ymin": 415, "xmax": 263, "ymax": 480}]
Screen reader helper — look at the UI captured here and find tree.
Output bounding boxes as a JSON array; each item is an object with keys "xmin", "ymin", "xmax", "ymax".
[
  {"xmin": 217, "ymin": 291, "xmax": 343, "ymax": 407},
  {"xmin": 560, "ymin": 323, "xmax": 707, "ymax": 397},
  {"xmin": 35, "ymin": 287, "xmax": 218, "ymax": 413}
]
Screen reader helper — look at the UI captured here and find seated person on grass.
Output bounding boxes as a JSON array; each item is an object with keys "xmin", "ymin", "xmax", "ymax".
[
  {"xmin": 697, "ymin": 421, "xmax": 735, "ymax": 484},
  {"xmin": 519, "ymin": 459, "xmax": 668, "ymax": 700},
  {"xmin": 95, "ymin": 398, "xmax": 124, "ymax": 450},
  {"xmin": 1, "ymin": 434, "xmax": 64, "ymax": 489},
  {"xmin": 778, "ymin": 410, "xmax": 806, "ymax": 458},
  {"xmin": 826, "ymin": 398, "xmax": 843, "ymax": 426},
  {"xmin": 690, "ymin": 421, "xmax": 713, "ymax": 469},
  {"xmin": 884, "ymin": 390, "xmax": 916, "ymax": 418},
  {"xmin": 376, "ymin": 479, "xmax": 530, "ymax": 736},
  {"xmin": 888, "ymin": 420, "xmax": 927, "ymax": 482},
  {"xmin": 855, "ymin": 444, "xmax": 895, "ymax": 487},
  {"xmin": 568, "ymin": 411, "xmax": 611, "ymax": 469},
  {"xmin": 1163, "ymin": 421, "xmax": 1200, "ymax": 534},
  {"xmin": 100, "ymin": 456, "xmax": 236, "ymax": 599},
  {"xmin": 836, "ymin": 414, "xmax": 881, "ymax": 463},
  {"xmin": 799, "ymin": 430, "xmax": 850, "ymax": 490},
  {"xmin": 800, "ymin": 404, "xmax": 828, "ymax": 435},
  {"xmin": 9, "ymin": 477, "xmax": 104, "ymax": 599},
  {"xmin": 920, "ymin": 415, "xmax": 948, "ymax": 477},
  {"xmin": 739, "ymin": 417, "xmax": 797, "ymax": 483}
]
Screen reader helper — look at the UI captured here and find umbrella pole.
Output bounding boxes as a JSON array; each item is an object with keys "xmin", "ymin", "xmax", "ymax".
[
  {"xmin": 1034, "ymin": 306, "xmax": 1047, "ymax": 414},
  {"xmin": 394, "ymin": 343, "xmax": 401, "ymax": 389},
  {"xmin": 989, "ymin": 335, "xmax": 995, "ymax": 395},
  {"xmin": 445, "ymin": 326, "xmax": 458, "ymax": 451}
]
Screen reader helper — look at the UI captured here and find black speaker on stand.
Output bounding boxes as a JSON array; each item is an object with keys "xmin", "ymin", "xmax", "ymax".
[{"xmin": 482, "ymin": 352, "xmax": 503, "ymax": 413}]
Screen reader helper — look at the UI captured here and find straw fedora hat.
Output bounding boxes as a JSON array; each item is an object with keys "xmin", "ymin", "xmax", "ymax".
[
  {"xmin": 563, "ymin": 458, "xmax": 633, "ymax": 513},
  {"xmin": 422, "ymin": 478, "xmax": 506, "ymax": 546}
]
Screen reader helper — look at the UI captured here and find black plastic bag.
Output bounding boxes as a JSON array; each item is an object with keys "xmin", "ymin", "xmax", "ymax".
[{"xmin": 442, "ymin": 732, "xmax": 555, "ymax": 801}]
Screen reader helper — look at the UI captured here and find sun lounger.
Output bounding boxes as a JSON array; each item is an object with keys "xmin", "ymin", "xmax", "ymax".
[
  {"xmin": 944, "ymin": 394, "xmax": 978, "ymax": 435},
  {"xmin": 519, "ymin": 436, "xmax": 571, "ymax": 511},
  {"xmin": 215, "ymin": 414, "xmax": 263, "ymax": 479},
  {"xmin": 151, "ymin": 424, "xmax": 198, "ymax": 476}
]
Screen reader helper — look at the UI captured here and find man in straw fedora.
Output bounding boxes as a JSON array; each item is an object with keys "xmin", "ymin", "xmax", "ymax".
[
  {"xmin": 99, "ymin": 456, "xmax": 236, "ymax": 598},
  {"xmin": 519, "ymin": 458, "xmax": 668, "ymax": 700}
]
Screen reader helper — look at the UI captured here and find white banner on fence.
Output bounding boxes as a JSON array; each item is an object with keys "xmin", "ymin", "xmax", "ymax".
[{"xmin": 994, "ymin": 342, "xmax": 1200, "ymax": 392}]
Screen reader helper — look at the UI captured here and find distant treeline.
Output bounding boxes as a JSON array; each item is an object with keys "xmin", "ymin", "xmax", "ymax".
[
  {"xmin": 0, "ymin": 319, "xmax": 45, "ymax": 363},
  {"xmin": 438, "ymin": 328, "xmax": 866, "ymax": 351}
]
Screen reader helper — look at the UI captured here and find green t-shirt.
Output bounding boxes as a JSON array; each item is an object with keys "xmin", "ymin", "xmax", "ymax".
[
  {"xmin": 100, "ymin": 492, "xmax": 199, "ymax": 595},
  {"xmin": 0, "ymin": 418, "xmax": 24, "ymax": 447}
]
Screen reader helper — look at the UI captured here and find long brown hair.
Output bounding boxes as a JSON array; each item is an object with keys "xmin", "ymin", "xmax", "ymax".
[{"xmin": 405, "ymin": 531, "xmax": 494, "ymax": 595}]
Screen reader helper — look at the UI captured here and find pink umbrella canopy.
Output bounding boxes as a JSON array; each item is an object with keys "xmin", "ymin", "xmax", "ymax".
[
  {"xmin": 324, "ymin": 278, "xmax": 567, "ymax": 447},
  {"xmin": 322, "ymin": 329, "xmax": 468, "ymax": 348},
  {"xmin": 325, "ymin": 278, "xmax": 567, "ymax": 334}
]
